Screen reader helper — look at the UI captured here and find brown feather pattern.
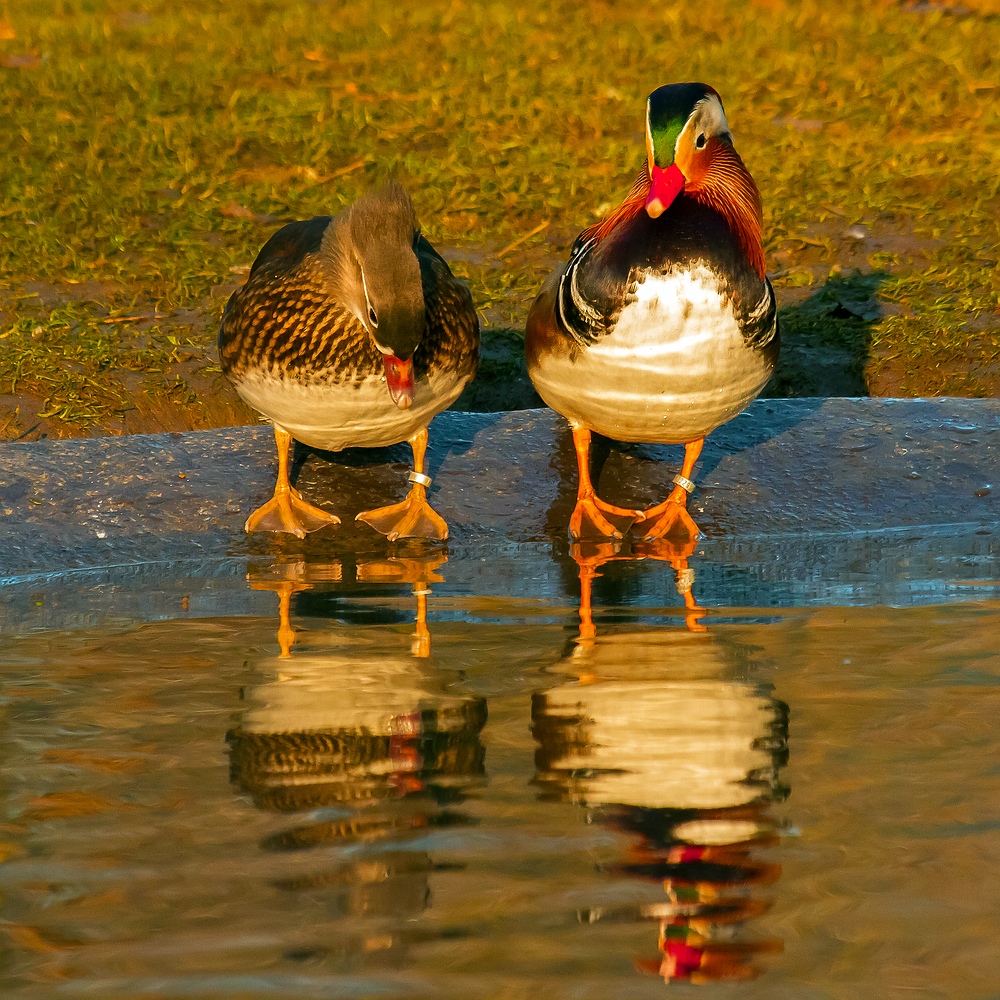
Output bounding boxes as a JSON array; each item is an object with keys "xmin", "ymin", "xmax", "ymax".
[
  {"xmin": 218, "ymin": 231, "xmax": 478, "ymax": 387},
  {"xmin": 687, "ymin": 141, "xmax": 766, "ymax": 279}
]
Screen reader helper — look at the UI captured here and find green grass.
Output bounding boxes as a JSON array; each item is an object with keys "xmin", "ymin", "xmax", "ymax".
[{"xmin": 1, "ymin": 0, "xmax": 999, "ymax": 433}]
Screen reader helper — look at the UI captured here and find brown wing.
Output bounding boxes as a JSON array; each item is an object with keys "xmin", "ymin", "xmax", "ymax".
[
  {"xmin": 218, "ymin": 218, "xmax": 377, "ymax": 382},
  {"xmin": 414, "ymin": 236, "xmax": 479, "ymax": 383}
]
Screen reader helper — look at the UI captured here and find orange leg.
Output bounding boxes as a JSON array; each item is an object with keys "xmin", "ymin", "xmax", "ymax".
[
  {"xmin": 578, "ymin": 559, "xmax": 597, "ymax": 645},
  {"xmin": 568, "ymin": 426, "xmax": 643, "ymax": 540},
  {"xmin": 636, "ymin": 438, "xmax": 704, "ymax": 542},
  {"xmin": 245, "ymin": 426, "xmax": 340, "ymax": 538},
  {"xmin": 275, "ymin": 582, "xmax": 298, "ymax": 658},
  {"xmin": 357, "ymin": 427, "xmax": 449, "ymax": 541},
  {"xmin": 673, "ymin": 557, "xmax": 707, "ymax": 634}
]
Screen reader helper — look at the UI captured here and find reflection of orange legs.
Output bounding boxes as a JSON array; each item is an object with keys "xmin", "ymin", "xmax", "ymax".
[
  {"xmin": 571, "ymin": 538, "xmax": 707, "ymax": 638},
  {"xmin": 245, "ymin": 426, "xmax": 341, "ymax": 538},
  {"xmin": 249, "ymin": 561, "xmax": 342, "ymax": 658},
  {"xmin": 569, "ymin": 426, "xmax": 643, "ymax": 540},
  {"xmin": 570, "ymin": 538, "xmax": 706, "ymax": 639},
  {"xmin": 570, "ymin": 542, "xmax": 625, "ymax": 646},
  {"xmin": 274, "ymin": 582, "xmax": 298, "ymax": 659},
  {"xmin": 356, "ymin": 554, "xmax": 447, "ymax": 659},
  {"xmin": 357, "ymin": 427, "xmax": 449, "ymax": 541},
  {"xmin": 636, "ymin": 438, "xmax": 703, "ymax": 542},
  {"xmin": 634, "ymin": 536, "xmax": 707, "ymax": 633},
  {"xmin": 412, "ymin": 587, "xmax": 431, "ymax": 658}
]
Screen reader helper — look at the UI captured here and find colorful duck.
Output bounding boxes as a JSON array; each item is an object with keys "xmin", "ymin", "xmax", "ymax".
[
  {"xmin": 219, "ymin": 182, "xmax": 479, "ymax": 540},
  {"xmin": 526, "ymin": 83, "xmax": 778, "ymax": 540}
]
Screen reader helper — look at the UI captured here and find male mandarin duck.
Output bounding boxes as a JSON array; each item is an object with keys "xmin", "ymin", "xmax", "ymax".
[
  {"xmin": 219, "ymin": 182, "xmax": 479, "ymax": 540},
  {"xmin": 526, "ymin": 83, "xmax": 778, "ymax": 541}
]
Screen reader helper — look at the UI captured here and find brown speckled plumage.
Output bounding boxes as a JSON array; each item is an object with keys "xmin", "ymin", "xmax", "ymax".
[{"xmin": 219, "ymin": 206, "xmax": 478, "ymax": 387}]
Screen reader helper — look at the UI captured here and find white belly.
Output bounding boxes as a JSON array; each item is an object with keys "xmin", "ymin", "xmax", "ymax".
[
  {"xmin": 235, "ymin": 368, "xmax": 469, "ymax": 451},
  {"xmin": 530, "ymin": 266, "xmax": 773, "ymax": 443}
]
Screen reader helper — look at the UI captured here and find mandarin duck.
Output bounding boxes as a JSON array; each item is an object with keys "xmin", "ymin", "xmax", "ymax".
[
  {"xmin": 526, "ymin": 83, "xmax": 778, "ymax": 541},
  {"xmin": 532, "ymin": 625, "xmax": 786, "ymax": 984},
  {"xmin": 219, "ymin": 182, "xmax": 479, "ymax": 540}
]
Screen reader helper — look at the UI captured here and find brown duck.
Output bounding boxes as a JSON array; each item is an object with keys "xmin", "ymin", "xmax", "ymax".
[{"xmin": 219, "ymin": 182, "xmax": 479, "ymax": 540}]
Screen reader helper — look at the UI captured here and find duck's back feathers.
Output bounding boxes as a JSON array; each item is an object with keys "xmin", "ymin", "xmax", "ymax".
[
  {"xmin": 218, "ymin": 215, "xmax": 371, "ymax": 382},
  {"xmin": 249, "ymin": 215, "xmax": 331, "ymax": 281}
]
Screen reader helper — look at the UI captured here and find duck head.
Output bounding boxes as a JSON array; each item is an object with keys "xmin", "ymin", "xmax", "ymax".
[
  {"xmin": 644, "ymin": 82, "xmax": 733, "ymax": 218},
  {"xmin": 347, "ymin": 182, "xmax": 426, "ymax": 409}
]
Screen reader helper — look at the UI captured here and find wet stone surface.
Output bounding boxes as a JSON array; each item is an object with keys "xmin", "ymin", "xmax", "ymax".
[
  {"xmin": 0, "ymin": 398, "xmax": 996, "ymax": 572},
  {"xmin": 0, "ymin": 398, "xmax": 997, "ymax": 630}
]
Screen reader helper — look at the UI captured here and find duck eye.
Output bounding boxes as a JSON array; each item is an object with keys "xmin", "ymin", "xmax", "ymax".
[
  {"xmin": 368, "ymin": 305, "xmax": 378, "ymax": 328},
  {"xmin": 695, "ymin": 132, "xmax": 707, "ymax": 149}
]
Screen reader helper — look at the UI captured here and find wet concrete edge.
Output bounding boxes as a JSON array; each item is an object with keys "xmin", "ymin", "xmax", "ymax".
[{"xmin": 0, "ymin": 398, "xmax": 996, "ymax": 627}]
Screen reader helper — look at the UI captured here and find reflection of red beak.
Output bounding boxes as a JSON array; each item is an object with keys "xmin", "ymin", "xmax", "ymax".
[
  {"xmin": 645, "ymin": 164, "xmax": 685, "ymax": 218},
  {"xmin": 383, "ymin": 355, "xmax": 414, "ymax": 409}
]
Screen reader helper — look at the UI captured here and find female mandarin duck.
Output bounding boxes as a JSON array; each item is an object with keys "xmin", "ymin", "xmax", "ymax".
[
  {"xmin": 219, "ymin": 182, "xmax": 479, "ymax": 540},
  {"xmin": 526, "ymin": 83, "xmax": 778, "ymax": 541}
]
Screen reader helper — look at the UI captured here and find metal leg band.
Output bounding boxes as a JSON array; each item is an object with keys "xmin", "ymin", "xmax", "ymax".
[
  {"xmin": 408, "ymin": 471, "xmax": 433, "ymax": 488},
  {"xmin": 672, "ymin": 474, "xmax": 696, "ymax": 495}
]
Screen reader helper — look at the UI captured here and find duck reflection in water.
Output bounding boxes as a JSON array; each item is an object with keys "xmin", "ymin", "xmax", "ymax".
[
  {"xmin": 534, "ymin": 542, "xmax": 788, "ymax": 983},
  {"xmin": 227, "ymin": 556, "xmax": 486, "ymax": 957}
]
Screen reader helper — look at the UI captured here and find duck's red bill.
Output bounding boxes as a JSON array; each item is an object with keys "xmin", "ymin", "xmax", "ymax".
[
  {"xmin": 383, "ymin": 355, "xmax": 414, "ymax": 409},
  {"xmin": 645, "ymin": 164, "xmax": 685, "ymax": 219}
]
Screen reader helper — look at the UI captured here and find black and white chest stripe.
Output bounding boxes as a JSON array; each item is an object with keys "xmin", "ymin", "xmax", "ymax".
[
  {"xmin": 555, "ymin": 238, "xmax": 619, "ymax": 346},
  {"xmin": 737, "ymin": 279, "xmax": 777, "ymax": 350}
]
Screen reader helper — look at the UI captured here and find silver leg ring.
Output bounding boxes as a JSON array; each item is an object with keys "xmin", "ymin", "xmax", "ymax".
[
  {"xmin": 408, "ymin": 471, "xmax": 433, "ymax": 488},
  {"xmin": 672, "ymin": 474, "xmax": 696, "ymax": 495}
]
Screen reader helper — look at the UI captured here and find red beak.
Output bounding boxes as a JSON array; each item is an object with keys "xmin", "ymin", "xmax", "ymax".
[
  {"xmin": 645, "ymin": 164, "xmax": 685, "ymax": 219},
  {"xmin": 383, "ymin": 355, "xmax": 414, "ymax": 409}
]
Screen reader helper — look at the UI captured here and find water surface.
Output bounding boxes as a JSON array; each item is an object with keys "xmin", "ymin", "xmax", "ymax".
[{"xmin": 0, "ymin": 553, "xmax": 998, "ymax": 998}]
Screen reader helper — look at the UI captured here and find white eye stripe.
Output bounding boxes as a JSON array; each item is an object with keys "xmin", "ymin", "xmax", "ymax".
[
  {"xmin": 692, "ymin": 94, "xmax": 730, "ymax": 139},
  {"xmin": 360, "ymin": 264, "xmax": 378, "ymax": 328}
]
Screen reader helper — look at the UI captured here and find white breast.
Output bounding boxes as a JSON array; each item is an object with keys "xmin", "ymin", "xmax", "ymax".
[
  {"xmin": 531, "ymin": 265, "xmax": 774, "ymax": 444},
  {"xmin": 235, "ymin": 368, "xmax": 469, "ymax": 451},
  {"xmin": 540, "ymin": 678, "xmax": 777, "ymax": 811}
]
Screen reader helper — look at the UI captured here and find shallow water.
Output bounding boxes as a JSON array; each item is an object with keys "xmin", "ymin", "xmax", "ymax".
[{"xmin": 0, "ymin": 552, "xmax": 999, "ymax": 999}]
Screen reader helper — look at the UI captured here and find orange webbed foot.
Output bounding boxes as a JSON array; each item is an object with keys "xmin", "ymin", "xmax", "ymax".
[
  {"xmin": 356, "ymin": 487, "xmax": 449, "ymax": 541},
  {"xmin": 635, "ymin": 484, "xmax": 701, "ymax": 542},
  {"xmin": 245, "ymin": 487, "xmax": 340, "ymax": 539},
  {"xmin": 569, "ymin": 495, "xmax": 643, "ymax": 541}
]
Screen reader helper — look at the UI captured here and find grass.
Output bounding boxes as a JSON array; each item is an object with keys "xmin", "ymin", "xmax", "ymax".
[{"xmin": 1, "ymin": 0, "xmax": 999, "ymax": 435}]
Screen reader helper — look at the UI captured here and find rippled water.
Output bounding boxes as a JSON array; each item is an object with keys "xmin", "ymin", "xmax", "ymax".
[{"xmin": 0, "ymin": 550, "xmax": 998, "ymax": 998}]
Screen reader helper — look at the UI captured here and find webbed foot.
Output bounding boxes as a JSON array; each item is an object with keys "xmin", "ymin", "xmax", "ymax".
[
  {"xmin": 635, "ymin": 495, "xmax": 701, "ymax": 542},
  {"xmin": 245, "ymin": 487, "xmax": 340, "ymax": 539},
  {"xmin": 356, "ymin": 488, "xmax": 449, "ymax": 541},
  {"xmin": 569, "ymin": 495, "xmax": 643, "ymax": 541}
]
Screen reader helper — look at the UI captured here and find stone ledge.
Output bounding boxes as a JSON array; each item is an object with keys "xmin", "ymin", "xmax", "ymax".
[{"xmin": 0, "ymin": 399, "xmax": 996, "ymax": 627}]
